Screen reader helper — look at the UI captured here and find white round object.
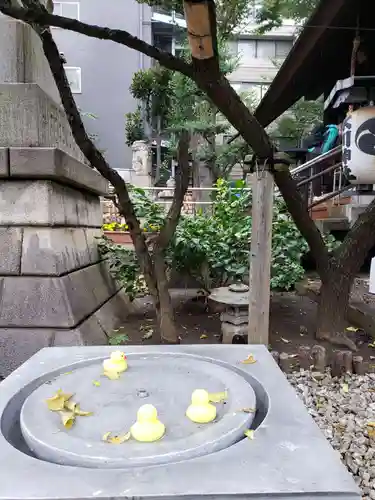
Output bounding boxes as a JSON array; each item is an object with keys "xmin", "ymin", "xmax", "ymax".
[{"xmin": 342, "ymin": 107, "xmax": 375, "ymax": 184}]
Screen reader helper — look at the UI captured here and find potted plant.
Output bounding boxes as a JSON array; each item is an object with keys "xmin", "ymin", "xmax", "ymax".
[{"xmin": 102, "ymin": 222, "xmax": 133, "ymax": 245}]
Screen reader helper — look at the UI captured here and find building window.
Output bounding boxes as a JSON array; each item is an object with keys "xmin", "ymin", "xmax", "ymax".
[
  {"xmin": 64, "ymin": 67, "xmax": 82, "ymax": 93},
  {"xmin": 256, "ymin": 40, "xmax": 276, "ymax": 59},
  {"xmin": 238, "ymin": 40, "xmax": 256, "ymax": 62},
  {"xmin": 275, "ymin": 40, "xmax": 292, "ymax": 58},
  {"xmin": 53, "ymin": 2, "xmax": 80, "ymax": 20},
  {"xmin": 153, "ymin": 34, "xmax": 172, "ymax": 53},
  {"xmin": 230, "ymin": 38, "xmax": 293, "ymax": 62}
]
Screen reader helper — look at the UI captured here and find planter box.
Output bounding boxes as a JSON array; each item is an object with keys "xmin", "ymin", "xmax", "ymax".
[{"xmin": 104, "ymin": 231, "xmax": 133, "ymax": 245}]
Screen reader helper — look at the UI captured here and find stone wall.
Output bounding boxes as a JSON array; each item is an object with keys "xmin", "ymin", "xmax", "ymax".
[{"xmin": 0, "ymin": 148, "xmax": 131, "ymax": 377}]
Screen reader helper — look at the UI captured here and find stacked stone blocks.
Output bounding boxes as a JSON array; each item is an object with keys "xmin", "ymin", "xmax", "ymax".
[{"xmin": 0, "ymin": 147, "xmax": 130, "ymax": 376}]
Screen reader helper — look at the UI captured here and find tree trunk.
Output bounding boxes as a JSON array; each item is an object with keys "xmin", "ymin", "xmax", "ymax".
[
  {"xmin": 155, "ymin": 116, "xmax": 162, "ymax": 184},
  {"xmin": 316, "ymin": 269, "xmax": 357, "ymax": 351},
  {"xmin": 153, "ymin": 251, "xmax": 179, "ymax": 344}
]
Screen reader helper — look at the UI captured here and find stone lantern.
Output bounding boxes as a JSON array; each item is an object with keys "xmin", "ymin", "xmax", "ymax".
[{"xmin": 209, "ymin": 283, "xmax": 249, "ymax": 343}]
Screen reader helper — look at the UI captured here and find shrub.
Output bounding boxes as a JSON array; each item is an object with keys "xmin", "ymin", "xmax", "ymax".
[{"xmin": 100, "ymin": 179, "xmax": 316, "ymax": 295}]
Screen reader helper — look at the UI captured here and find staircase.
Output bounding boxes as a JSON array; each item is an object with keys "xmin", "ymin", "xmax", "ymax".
[{"xmin": 290, "ymin": 146, "xmax": 375, "ymax": 234}]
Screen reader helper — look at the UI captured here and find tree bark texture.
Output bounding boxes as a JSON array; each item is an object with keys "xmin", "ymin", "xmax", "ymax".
[{"xmin": 316, "ymin": 268, "xmax": 356, "ymax": 350}]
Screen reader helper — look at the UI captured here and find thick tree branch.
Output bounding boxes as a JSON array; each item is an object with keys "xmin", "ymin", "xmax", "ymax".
[
  {"xmin": 336, "ymin": 197, "xmax": 375, "ymax": 273},
  {"xmin": 0, "ymin": 1, "xmax": 194, "ymax": 78},
  {"xmin": 155, "ymin": 131, "xmax": 191, "ymax": 251}
]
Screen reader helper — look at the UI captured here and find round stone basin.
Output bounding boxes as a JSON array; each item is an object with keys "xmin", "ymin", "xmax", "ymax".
[{"xmin": 20, "ymin": 354, "xmax": 256, "ymax": 469}]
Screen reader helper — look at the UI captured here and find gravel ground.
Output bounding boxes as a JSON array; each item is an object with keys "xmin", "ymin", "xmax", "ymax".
[{"xmin": 288, "ymin": 370, "xmax": 375, "ymax": 499}]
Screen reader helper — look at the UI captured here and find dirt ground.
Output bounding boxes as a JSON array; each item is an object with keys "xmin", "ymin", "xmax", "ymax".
[{"xmin": 114, "ymin": 291, "xmax": 375, "ymax": 363}]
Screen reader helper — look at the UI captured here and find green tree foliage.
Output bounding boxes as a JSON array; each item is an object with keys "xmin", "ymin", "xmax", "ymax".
[
  {"xmin": 255, "ymin": 0, "xmax": 319, "ymax": 33},
  {"xmin": 271, "ymin": 98, "xmax": 323, "ymax": 146},
  {"xmin": 136, "ymin": 0, "xmax": 253, "ymax": 39},
  {"xmin": 125, "ymin": 40, "xmax": 251, "ymax": 180},
  {"xmin": 125, "ymin": 105, "xmax": 145, "ymax": 146}
]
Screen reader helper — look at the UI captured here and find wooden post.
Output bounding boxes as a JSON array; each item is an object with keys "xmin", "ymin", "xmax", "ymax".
[{"xmin": 248, "ymin": 169, "xmax": 274, "ymax": 345}]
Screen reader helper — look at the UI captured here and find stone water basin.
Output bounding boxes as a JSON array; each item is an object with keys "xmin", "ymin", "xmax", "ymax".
[
  {"xmin": 20, "ymin": 354, "xmax": 256, "ymax": 468},
  {"xmin": 0, "ymin": 345, "xmax": 360, "ymax": 500}
]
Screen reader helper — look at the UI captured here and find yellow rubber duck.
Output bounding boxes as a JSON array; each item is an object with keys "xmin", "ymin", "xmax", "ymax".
[
  {"xmin": 102, "ymin": 351, "xmax": 128, "ymax": 376},
  {"xmin": 130, "ymin": 404, "xmax": 165, "ymax": 442},
  {"xmin": 186, "ymin": 389, "xmax": 217, "ymax": 424}
]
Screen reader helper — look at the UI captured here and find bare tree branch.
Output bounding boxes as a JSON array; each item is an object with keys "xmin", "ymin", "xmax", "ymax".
[
  {"xmin": 155, "ymin": 130, "xmax": 191, "ymax": 252},
  {"xmin": 0, "ymin": 0, "xmax": 194, "ymax": 78}
]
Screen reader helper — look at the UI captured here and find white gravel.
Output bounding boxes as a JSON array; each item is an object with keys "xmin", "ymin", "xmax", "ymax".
[{"xmin": 288, "ymin": 370, "xmax": 375, "ymax": 499}]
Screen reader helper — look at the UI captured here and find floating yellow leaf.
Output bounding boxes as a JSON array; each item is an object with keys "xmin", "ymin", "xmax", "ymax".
[
  {"xmin": 64, "ymin": 400, "xmax": 77, "ymax": 412},
  {"xmin": 102, "ymin": 431, "xmax": 131, "ymax": 444},
  {"xmin": 241, "ymin": 355, "xmax": 257, "ymax": 365},
  {"xmin": 60, "ymin": 410, "xmax": 75, "ymax": 429},
  {"xmin": 102, "ymin": 432, "xmax": 111, "ymax": 441},
  {"xmin": 103, "ymin": 370, "xmax": 120, "ymax": 380},
  {"xmin": 46, "ymin": 390, "xmax": 73, "ymax": 411},
  {"xmin": 341, "ymin": 383, "xmax": 349, "ymax": 393},
  {"xmin": 200, "ymin": 334, "xmax": 208, "ymax": 340},
  {"xmin": 239, "ymin": 408, "xmax": 256, "ymax": 414},
  {"xmin": 346, "ymin": 326, "xmax": 358, "ymax": 332},
  {"xmin": 74, "ymin": 404, "xmax": 93, "ymax": 417},
  {"xmin": 244, "ymin": 429, "xmax": 254, "ymax": 440},
  {"xmin": 92, "ymin": 380, "xmax": 101, "ymax": 387},
  {"xmin": 208, "ymin": 391, "xmax": 228, "ymax": 403}
]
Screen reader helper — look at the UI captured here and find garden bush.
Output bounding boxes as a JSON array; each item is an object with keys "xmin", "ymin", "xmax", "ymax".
[{"xmin": 99, "ymin": 179, "xmax": 324, "ymax": 296}]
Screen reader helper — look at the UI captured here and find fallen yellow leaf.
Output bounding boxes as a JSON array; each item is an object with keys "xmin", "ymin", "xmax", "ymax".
[
  {"xmin": 341, "ymin": 383, "xmax": 349, "ymax": 393},
  {"xmin": 280, "ymin": 337, "xmax": 291, "ymax": 344},
  {"xmin": 60, "ymin": 410, "xmax": 75, "ymax": 429},
  {"xmin": 244, "ymin": 429, "xmax": 254, "ymax": 439},
  {"xmin": 46, "ymin": 390, "xmax": 73, "ymax": 411},
  {"xmin": 367, "ymin": 422, "xmax": 375, "ymax": 428},
  {"xmin": 241, "ymin": 355, "xmax": 257, "ymax": 365},
  {"xmin": 200, "ymin": 334, "xmax": 208, "ymax": 340},
  {"xmin": 208, "ymin": 391, "xmax": 228, "ymax": 403},
  {"xmin": 346, "ymin": 326, "xmax": 358, "ymax": 332},
  {"xmin": 102, "ymin": 431, "xmax": 131, "ymax": 444},
  {"xmin": 368, "ymin": 428, "xmax": 375, "ymax": 439},
  {"xmin": 92, "ymin": 380, "xmax": 101, "ymax": 387},
  {"xmin": 103, "ymin": 370, "xmax": 120, "ymax": 380}
]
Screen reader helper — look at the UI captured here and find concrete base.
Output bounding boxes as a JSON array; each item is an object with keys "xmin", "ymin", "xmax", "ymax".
[
  {"xmin": 0, "ymin": 289, "xmax": 132, "ymax": 378},
  {"xmin": 0, "ymin": 147, "xmax": 129, "ymax": 377},
  {"xmin": 0, "ymin": 345, "xmax": 360, "ymax": 500}
]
